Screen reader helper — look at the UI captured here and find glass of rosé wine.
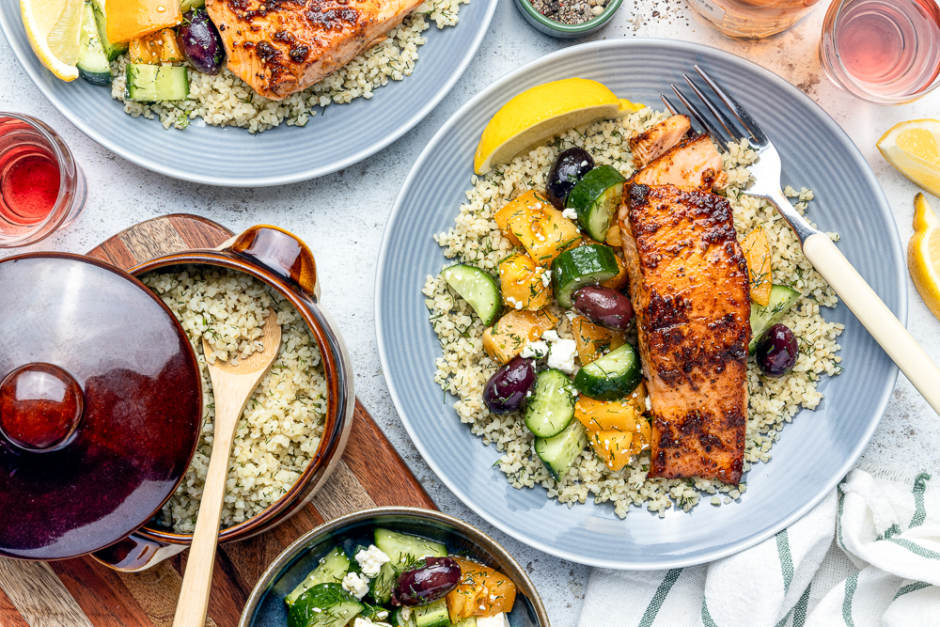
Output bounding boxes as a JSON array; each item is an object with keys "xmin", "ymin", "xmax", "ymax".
[
  {"xmin": 0, "ymin": 113, "xmax": 86, "ymax": 248},
  {"xmin": 820, "ymin": 0, "xmax": 940, "ymax": 104}
]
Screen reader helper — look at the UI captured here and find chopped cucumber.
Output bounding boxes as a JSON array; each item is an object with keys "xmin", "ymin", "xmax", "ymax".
[
  {"xmin": 77, "ymin": 2, "xmax": 111, "ymax": 85},
  {"xmin": 360, "ymin": 602, "xmax": 391, "ymax": 623},
  {"xmin": 285, "ymin": 546, "xmax": 350, "ymax": 607},
  {"xmin": 125, "ymin": 64, "xmax": 189, "ymax": 102},
  {"xmin": 368, "ymin": 562, "xmax": 397, "ymax": 604},
  {"xmin": 390, "ymin": 607, "xmax": 417, "ymax": 627},
  {"xmin": 524, "ymin": 369, "xmax": 576, "ymax": 438},
  {"xmin": 454, "ymin": 619, "xmax": 478, "ymax": 627},
  {"xmin": 180, "ymin": 0, "xmax": 206, "ymax": 10},
  {"xmin": 535, "ymin": 420, "xmax": 588, "ymax": 480},
  {"xmin": 375, "ymin": 528, "xmax": 448, "ymax": 569},
  {"xmin": 90, "ymin": 0, "xmax": 128, "ymax": 61},
  {"xmin": 414, "ymin": 599, "xmax": 450, "ymax": 627},
  {"xmin": 442, "ymin": 264, "xmax": 501, "ymax": 326},
  {"xmin": 573, "ymin": 343, "xmax": 642, "ymax": 401},
  {"xmin": 749, "ymin": 284, "xmax": 801, "ymax": 354},
  {"xmin": 551, "ymin": 245, "xmax": 620, "ymax": 307},
  {"xmin": 287, "ymin": 583, "xmax": 364, "ymax": 627},
  {"xmin": 566, "ymin": 165, "xmax": 626, "ymax": 242}
]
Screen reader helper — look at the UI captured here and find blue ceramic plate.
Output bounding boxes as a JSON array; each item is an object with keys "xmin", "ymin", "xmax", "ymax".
[
  {"xmin": 0, "ymin": 1, "xmax": 497, "ymax": 187},
  {"xmin": 376, "ymin": 39, "xmax": 905, "ymax": 569}
]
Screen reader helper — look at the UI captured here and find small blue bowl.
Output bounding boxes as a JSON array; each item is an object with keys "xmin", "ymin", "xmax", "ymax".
[
  {"xmin": 512, "ymin": 0, "xmax": 623, "ymax": 38},
  {"xmin": 238, "ymin": 507, "xmax": 550, "ymax": 627}
]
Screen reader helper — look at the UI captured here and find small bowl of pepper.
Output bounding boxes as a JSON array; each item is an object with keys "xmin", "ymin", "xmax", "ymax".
[{"xmin": 513, "ymin": 0, "xmax": 623, "ymax": 38}]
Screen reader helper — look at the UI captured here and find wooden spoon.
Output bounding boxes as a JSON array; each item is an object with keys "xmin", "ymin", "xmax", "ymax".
[{"xmin": 173, "ymin": 309, "xmax": 282, "ymax": 627}]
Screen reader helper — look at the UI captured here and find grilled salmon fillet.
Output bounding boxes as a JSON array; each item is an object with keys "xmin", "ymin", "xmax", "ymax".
[
  {"xmin": 206, "ymin": 0, "xmax": 425, "ymax": 100},
  {"xmin": 620, "ymin": 184, "xmax": 750, "ymax": 483},
  {"xmin": 630, "ymin": 134, "xmax": 727, "ymax": 191},
  {"xmin": 629, "ymin": 114, "xmax": 691, "ymax": 169}
]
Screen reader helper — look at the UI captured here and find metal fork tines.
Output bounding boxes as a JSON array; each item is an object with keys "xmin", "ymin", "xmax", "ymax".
[{"xmin": 661, "ymin": 65, "xmax": 819, "ymax": 244}]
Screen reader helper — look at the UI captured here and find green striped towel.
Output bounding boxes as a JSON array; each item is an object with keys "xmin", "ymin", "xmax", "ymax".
[{"xmin": 578, "ymin": 468, "xmax": 939, "ymax": 627}]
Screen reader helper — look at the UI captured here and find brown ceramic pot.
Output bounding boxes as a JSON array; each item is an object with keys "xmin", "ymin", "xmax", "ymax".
[{"xmin": 91, "ymin": 225, "xmax": 356, "ymax": 572}]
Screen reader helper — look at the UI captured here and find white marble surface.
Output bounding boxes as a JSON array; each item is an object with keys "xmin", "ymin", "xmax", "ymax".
[{"xmin": 2, "ymin": 2, "xmax": 940, "ymax": 625}]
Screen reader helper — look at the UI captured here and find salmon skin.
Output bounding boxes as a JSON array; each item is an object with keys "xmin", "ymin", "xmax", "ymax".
[
  {"xmin": 620, "ymin": 183, "xmax": 750, "ymax": 483},
  {"xmin": 207, "ymin": 0, "xmax": 425, "ymax": 100}
]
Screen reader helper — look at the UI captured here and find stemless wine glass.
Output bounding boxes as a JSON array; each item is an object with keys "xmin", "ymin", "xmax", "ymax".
[
  {"xmin": 819, "ymin": 0, "xmax": 940, "ymax": 104},
  {"xmin": 0, "ymin": 113, "xmax": 86, "ymax": 248}
]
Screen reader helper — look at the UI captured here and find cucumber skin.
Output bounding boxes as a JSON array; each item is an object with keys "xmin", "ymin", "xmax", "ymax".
[
  {"xmin": 524, "ymin": 369, "xmax": 576, "ymax": 438},
  {"xmin": 442, "ymin": 264, "xmax": 501, "ymax": 327},
  {"xmin": 551, "ymin": 245, "xmax": 619, "ymax": 307},
  {"xmin": 535, "ymin": 420, "xmax": 589, "ymax": 481},
  {"xmin": 573, "ymin": 343, "xmax": 643, "ymax": 401},
  {"xmin": 78, "ymin": 2, "xmax": 112, "ymax": 86},
  {"xmin": 90, "ymin": 0, "xmax": 128, "ymax": 61},
  {"xmin": 567, "ymin": 165, "xmax": 626, "ymax": 242},
  {"xmin": 748, "ymin": 284, "xmax": 801, "ymax": 354}
]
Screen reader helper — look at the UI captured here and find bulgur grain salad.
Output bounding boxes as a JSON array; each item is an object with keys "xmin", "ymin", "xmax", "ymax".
[
  {"xmin": 423, "ymin": 107, "xmax": 844, "ymax": 518},
  {"xmin": 142, "ymin": 266, "xmax": 327, "ymax": 533}
]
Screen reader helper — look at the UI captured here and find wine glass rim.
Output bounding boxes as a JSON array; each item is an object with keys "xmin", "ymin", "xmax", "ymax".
[
  {"xmin": 825, "ymin": 0, "xmax": 940, "ymax": 104},
  {"xmin": 0, "ymin": 112, "xmax": 76, "ymax": 247}
]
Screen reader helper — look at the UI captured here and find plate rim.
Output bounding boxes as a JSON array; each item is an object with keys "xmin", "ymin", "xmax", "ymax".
[
  {"xmin": 0, "ymin": 0, "xmax": 499, "ymax": 187},
  {"xmin": 376, "ymin": 37, "xmax": 905, "ymax": 569}
]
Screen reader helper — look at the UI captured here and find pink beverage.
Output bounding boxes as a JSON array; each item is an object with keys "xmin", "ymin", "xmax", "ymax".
[
  {"xmin": 820, "ymin": 0, "xmax": 940, "ymax": 103},
  {"xmin": 0, "ymin": 114, "xmax": 86, "ymax": 248},
  {"xmin": 687, "ymin": 0, "xmax": 824, "ymax": 39}
]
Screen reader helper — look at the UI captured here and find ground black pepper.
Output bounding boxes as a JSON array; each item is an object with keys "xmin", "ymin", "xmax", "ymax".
[{"xmin": 528, "ymin": 0, "xmax": 611, "ymax": 25}]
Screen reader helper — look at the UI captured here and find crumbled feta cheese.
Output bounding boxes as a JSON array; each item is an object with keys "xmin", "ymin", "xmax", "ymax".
[
  {"xmin": 355, "ymin": 545, "xmax": 390, "ymax": 577},
  {"xmin": 645, "ymin": 395, "xmax": 652, "ymax": 411},
  {"xmin": 541, "ymin": 329, "xmax": 560, "ymax": 342},
  {"xmin": 353, "ymin": 617, "xmax": 386, "ymax": 627},
  {"xmin": 476, "ymin": 613, "xmax": 510, "ymax": 627},
  {"xmin": 399, "ymin": 607, "xmax": 412, "ymax": 621},
  {"xmin": 562, "ymin": 208, "xmax": 578, "ymax": 221},
  {"xmin": 547, "ymin": 338, "xmax": 578, "ymax": 374},
  {"xmin": 342, "ymin": 572, "xmax": 370, "ymax": 599},
  {"xmin": 515, "ymin": 300, "xmax": 523, "ymax": 310},
  {"xmin": 521, "ymin": 340, "xmax": 549, "ymax": 359},
  {"xmin": 540, "ymin": 269, "xmax": 552, "ymax": 287}
]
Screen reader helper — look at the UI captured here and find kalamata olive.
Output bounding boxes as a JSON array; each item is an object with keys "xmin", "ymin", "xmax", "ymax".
[
  {"xmin": 546, "ymin": 147, "xmax": 595, "ymax": 210},
  {"xmin": 571, "ymin": 286, "xmax": 635, "ymax": 331},
  {"xmin": 177, "ymin": 9, "xmax": 225, "ymax": 75},
  {"xmin": 483, "ymin": 357, "xmax": 537, "ymax": 414},
  {"xmin": 391, "ymin": 557, "xmax": 461, "ymax": 607},
  {"xmin": 757, "ymin": 323, "xmax": 798, "ymax": 378}
]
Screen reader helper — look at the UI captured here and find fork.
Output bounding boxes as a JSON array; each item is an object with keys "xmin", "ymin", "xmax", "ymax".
[{"xmin": 663, "ymin": 65, "xmax": 940, "ymax": 416}]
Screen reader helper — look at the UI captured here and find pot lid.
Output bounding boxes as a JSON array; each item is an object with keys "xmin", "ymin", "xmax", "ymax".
[{"xmin": 0, "ymin": 254, "xmax": 202, "ymax": 560}]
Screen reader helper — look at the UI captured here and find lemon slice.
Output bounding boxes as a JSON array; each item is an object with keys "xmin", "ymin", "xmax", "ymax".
[
  {"xmin": 21, "ymin": 0, "xmax": 83, "ymax": 82},
  {"xmin": 474, "ymin": 78, "xmax": 644, "ymax": 175},
  {"xmin": 877, "ymin": 119, "xmax": 940, "ymax": 197},
  {"xmin": 909, "ymin": 193, "xmax": 940, "ymax": 321}
]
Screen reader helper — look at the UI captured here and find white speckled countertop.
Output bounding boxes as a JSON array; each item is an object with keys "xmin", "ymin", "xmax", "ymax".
[{"xmin": 2, "ymin": 2, "xmax": 939, "ymax": 625}]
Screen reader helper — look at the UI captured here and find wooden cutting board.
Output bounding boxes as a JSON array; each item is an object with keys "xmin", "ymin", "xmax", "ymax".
[{"xmin": 0, "ymin": 214, "xmax": 435, "ymax": 627}]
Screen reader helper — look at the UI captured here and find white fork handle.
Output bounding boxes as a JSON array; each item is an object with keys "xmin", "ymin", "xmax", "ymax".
[{"xmin": 802, "ymin": 232, "xmax": 940, "ymax": 415}]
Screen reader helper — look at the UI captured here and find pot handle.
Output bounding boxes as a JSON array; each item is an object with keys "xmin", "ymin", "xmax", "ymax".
[
  {"xmin": 91, "ymin": 532, "xmax": 186, "ymax": 572},
  {"xmin": 223, "ymin": 225, "xmax": 319, "ymax": 301}
]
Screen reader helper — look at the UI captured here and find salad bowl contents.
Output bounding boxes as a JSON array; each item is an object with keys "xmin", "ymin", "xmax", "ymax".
[
  {"xmin": 238, "ymin": 507, "xmax": 548, "ymax": 627},
  {"xmin": 24, "ymin": 0, "xmax": 469, "ymax": 132},
  {"xmin": 424, "ymin": 78, "xmax": 845, "ymax": 518}
]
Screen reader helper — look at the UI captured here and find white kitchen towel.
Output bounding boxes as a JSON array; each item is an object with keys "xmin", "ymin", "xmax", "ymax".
[{"xmin": 578, "ymin": 468, "xmax": 940, "ymax": 627}]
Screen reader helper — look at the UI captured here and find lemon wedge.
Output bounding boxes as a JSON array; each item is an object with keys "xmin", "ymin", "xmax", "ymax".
[
  {"xmin": 909, "ymin": 193, "xmax": 940, "ymax": 321},
  {"xmin": 877, "ymin": 119, "xmax": 940, "ymax": 197},
  {"xmin": 474, "ymin": 78, "xmax": 644, "ymax": 175},
  {"xmin": 21, "ymin": 0, "xmax": 83, "ymax": 82}
]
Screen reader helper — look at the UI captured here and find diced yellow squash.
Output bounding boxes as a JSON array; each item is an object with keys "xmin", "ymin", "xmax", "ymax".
[
  {"xmin": 627, "ymin": 382, "xmax": 648, "ymax": 412},
  {"xmin": 128, "ymin": 28, "xmax": 183, "ymax": 64},
  {"xmin": 741, "ymin": 226, "xmax": 772, "ymax": 306},
  {"xmin": 600, "ymin": 251, "xmax": 629, "ymax": 291},
  {"xmin": 497, "ymin": 190, "xmax": 580, "ymax": 266},
  {"xmin": 446, "ymin": 557, "xmax": 517, "ymax": 623},
  {"xmin": 498, "ymin": 252, "xmax": 552, "ymax": 311},
  {"xmin": 106, "ymin": 0, "xmax": 181, "ymax": 43},
  {"xmin": 483, "ymin": 309, "xmax": 559, "ymax": 363},
  {"xmin": 590, "ymin": 430, "xmax": 633, "ymax": 471},
  {"xmin": 630, "ymin": 417, "xmax": 652, "ymax": 456},
  {"xmin": 606, "ymin": 223, "xmax": 623, "ymax": 248},
  {"xmin": 571, "ymin": 315, "xmax": 626, "ymax": 365},
  {"xmin": 575, "ymin": 396, "xmax": 640, "ymax": 432}
]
